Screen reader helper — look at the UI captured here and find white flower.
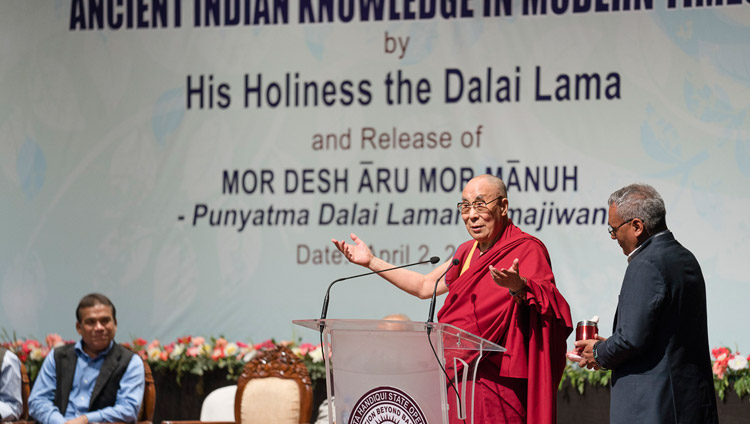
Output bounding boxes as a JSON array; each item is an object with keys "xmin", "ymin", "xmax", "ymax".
[
  {"xmin": 224, "ymin": 343, "xmax": 239, "ymax": 357},
  {"xmin": 170, "ymin": 344, "xmax": 186, "ymax": 359},
  {"xmin": 147, "ymin": 347, "xmax": 162, "ymax": 361},
  {"xmin": 728, "ymin": 354, "xmax": 748, "ymax": 371},
  {"xmin": 200, "ymin": 344, "xmax": 212, "ymax": 356},
  {"xmin": 30, "ymin": 347, "xmax": 45, "ymax": 361},
  {"xmin": 308, "ymin": 347, "xmax": 323, "ymax": 363}
]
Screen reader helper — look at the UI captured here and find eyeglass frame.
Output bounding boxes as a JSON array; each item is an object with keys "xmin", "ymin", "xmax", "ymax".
[
  {"xmin": 607, "ymin": 218, "xmax": 635, "ymax": 237},
  {"xmin": 457, "ymin": 196, "xmax": 504, "ymax": 214}
]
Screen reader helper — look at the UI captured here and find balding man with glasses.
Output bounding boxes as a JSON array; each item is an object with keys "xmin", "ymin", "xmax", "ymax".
[
  {"xmin": 332, "ymin": 174, "xmax": 573, "ymax": 424},
  {"xmin": 575, "ymin": 183, "xmax": 718, "ymax": 424}
]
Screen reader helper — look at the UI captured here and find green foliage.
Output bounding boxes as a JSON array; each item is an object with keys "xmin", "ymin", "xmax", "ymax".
[
  {"xmin": 714, "ymin": 367, "xmax": 750, "ymax": 402},
  {"xmin": 129, "ymin": 336, "xmax": 325, "ymax": 387},
  {"xmin": 714, "ymin": 375, "xmax": 729, "ymax": 400},
  {"xmin": 711, "ymin": 346, "xmax": 750, "ymax": 401},
  {"xmin": 732, "ymin": 369, "xmax": 750, "ymax": 400},
  {"xmin": 303, "ymin": 355, "xmax": 326, "ymax": 382},
  {"xmin": 562, "ymin": 350, "xmax": 750, "ymax": 403},
  {"xmin": 559, "ymin": 362, "xmax": 611, "ymax": 395},
  {"xmin": 5, "ymin": 327, "xmax": 748, "ymax": 402}
]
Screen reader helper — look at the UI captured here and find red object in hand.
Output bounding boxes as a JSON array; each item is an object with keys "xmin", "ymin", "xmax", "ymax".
[{"xmin": 575, "ymin": 320, "xmax": 598, "ymax": 341}]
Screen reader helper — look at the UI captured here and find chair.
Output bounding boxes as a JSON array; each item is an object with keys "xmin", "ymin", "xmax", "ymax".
[
  {"xmin": 6, "ymin": 359, "xmax": 31, "ymax": 424},
  {"xmin": 199, "ymin": 385, "xmax": 237, "ymax": 421},
  {"xmin": 20, "ymin": 361, "xmax": 30, "ymax": 420},
  {"xmin": 162, "ymin": 346, "xmax": 312, "ymax": 424},
  {"xmin": 137, "ymin": 358, "xmax": 156, "ymax": 423},
  {"xmin": 234, "ymin": 346, "xmax": 313, "ymax": 424}
]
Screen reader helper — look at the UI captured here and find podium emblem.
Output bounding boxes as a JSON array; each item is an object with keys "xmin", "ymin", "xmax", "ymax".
[{"xmin": 349, "ymin": 386, "xmax": 427, "ymax": 424}]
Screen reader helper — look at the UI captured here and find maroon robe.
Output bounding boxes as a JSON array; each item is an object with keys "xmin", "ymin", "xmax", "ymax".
[{"xmin": 438, "ymin": 221, "xmax": 573, "ymax": 424}]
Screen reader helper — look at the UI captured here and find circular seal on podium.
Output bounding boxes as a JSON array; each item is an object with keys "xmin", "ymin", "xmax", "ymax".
[{"xmin": 348, "ymin": 386, "xmax": 427, "ymax": 424}]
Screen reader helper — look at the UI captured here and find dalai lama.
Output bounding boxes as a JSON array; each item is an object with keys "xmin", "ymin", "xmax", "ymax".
[{"xmin": 332, "ymin": 174, "xmax": 573, "ymax": 424}]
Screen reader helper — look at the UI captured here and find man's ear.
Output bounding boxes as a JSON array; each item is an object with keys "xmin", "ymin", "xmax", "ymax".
[
  {"xmin": 75, "ymin": 321, "xmax": 83, "ymax": 336},
  {"xmin": 499, "ymin": 197, "xmax": 509, "ymax": 217},
  {"xmin": 632, "ymin": 218, "xmax": 646, "ymax": 237}
]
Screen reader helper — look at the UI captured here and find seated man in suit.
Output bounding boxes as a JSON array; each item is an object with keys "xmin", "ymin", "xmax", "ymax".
[
  {"xmin": 29, "ymin": 293, "xmax": 144, "ymax": 424},
  {"xmin": 0, "ymin": 347, "xmax": 23, "ymax": 421}
]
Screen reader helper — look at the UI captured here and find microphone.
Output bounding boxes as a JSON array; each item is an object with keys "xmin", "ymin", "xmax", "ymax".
[
  {"xmin": 426, "ymin": 258, "xmax": 460, "ymax": 326},
  {"xmin": 424, "ymin": 257, "xmax": 464, "ymax": 422},
  {"xmin": 320, "ymin": 256, "xmax": 440, "ymax": 324}
]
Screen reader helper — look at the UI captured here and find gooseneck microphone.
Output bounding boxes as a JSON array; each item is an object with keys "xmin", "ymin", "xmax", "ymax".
[
  {"xmin": 425, "ymin": 257, "xmax": 466, "ymax": 424},
  {"xmin": 319, "ymin": 255, "xmax": 440, "ymax": 323},
  {"xmin": 426, "ymin": 258, "xmax": 460, "ymax": 325},
  {"xmin": 317, "ymin": 256, "xmax": 439, "ymax": 400}
]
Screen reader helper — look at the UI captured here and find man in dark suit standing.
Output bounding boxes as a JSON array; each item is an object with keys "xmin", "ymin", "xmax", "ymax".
[{"xmin": 576, "ymin": 183, "xmax": 718, "ymax": 423}]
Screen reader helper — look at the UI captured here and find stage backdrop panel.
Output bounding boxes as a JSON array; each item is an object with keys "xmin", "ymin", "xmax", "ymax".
[{"xmin": 1, "ymin": 1, "xmax": 749, "ymax": 351}]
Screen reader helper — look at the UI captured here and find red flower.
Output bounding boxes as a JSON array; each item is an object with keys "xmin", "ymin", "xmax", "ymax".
[
  {"xmin": 713, "ymin": 360, "xmax": 728, "ymax": 379},
  {"xmin": 21, "ymin": 339, "xmax": 41, "ymax": 355},
  {"xmin": 45, "ymin": 334, "xmax": 64, "ymax": 348},
  {"xmin": 297, "ymin": 343, "xmax": 318, "ymax": 356},
  {"xmin": 711, "ymin": 346, "xmax": 731, "ymax": 379},
  {"xmin": 254, "ymin": 339, "xmax": 276, "ymax": 350},
  {"xmin": 211, "ymin": 347, "xmax": 225, "ymax": 360},
  {"xmin": 711, "ymin": 347, "xmax": 730, "ymax": 360},
  {"xmin": 134, "ymin": 338, "xmax": 148, "ymax": 347},
  {"xmin": 178, "ymin": 336, "xmax": 192, "ymax": 345}
]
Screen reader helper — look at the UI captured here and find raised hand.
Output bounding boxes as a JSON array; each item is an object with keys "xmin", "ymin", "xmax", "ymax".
[
  {"xmin": 489, "ymin": 258, "xmax": 525, "ymax": 292},
  {"xmin": 331, "ymin": 233, "xmax": 374, "ymax": 267}
]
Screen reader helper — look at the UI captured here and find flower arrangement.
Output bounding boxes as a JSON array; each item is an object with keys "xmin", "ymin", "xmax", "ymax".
[
  {"xmin": 0, "ymin": 331, "xmax": 71, "ymax": 381},
  {"xmin": 8, "ymin": 330, "xmax": 744, "ymax": 402},
  {"xmin": 124, "ymin": 336, "xmax": 325, "ymax": 384},
  {"xmin": 1, "ymin": 331, "xmax": 324, "ymax": 387},
  {"xmin": 560, "ymin": 345, "xmax": 750, "ymax": 401},
  {"xmin": 711, "ymin": 346, "xmax": 750, "ymax": 401}
]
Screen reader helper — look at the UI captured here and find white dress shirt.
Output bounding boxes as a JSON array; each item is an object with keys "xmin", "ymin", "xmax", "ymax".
[{"xmin": 0, "ymin": 349, "xmax": 23, "ymax": 421}]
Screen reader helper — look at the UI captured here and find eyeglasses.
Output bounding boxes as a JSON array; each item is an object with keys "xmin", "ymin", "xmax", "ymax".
[
  {"xmin": 457, "ymin": 196, "xmax": 503, "ymax": 214},
  {"xmin": 607, "ymin": 218, "xmax": 634, "ymax": 237}
]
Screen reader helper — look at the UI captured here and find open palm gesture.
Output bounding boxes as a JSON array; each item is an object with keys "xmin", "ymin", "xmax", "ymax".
[{"xmin": 331, "ymin": 233, "xmax": 373, "ymax": 267}]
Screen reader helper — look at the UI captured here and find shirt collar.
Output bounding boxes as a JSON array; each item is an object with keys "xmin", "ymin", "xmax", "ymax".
[
  {"xmin": 627, "ymin": 230, "xmax": 670, "ymax": 263},
  {"xmin": 74, "ymin": 339, "xmax": 115, "ymax": 359}
]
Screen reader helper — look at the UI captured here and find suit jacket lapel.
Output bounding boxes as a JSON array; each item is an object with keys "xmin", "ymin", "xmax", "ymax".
[
  {"xmin": 57, "ymin": 346, "xmax": 78, "ymax": 415},
  {"xmin": 89, "ymin": 344, "xmax": 121, "ymax": 408}
]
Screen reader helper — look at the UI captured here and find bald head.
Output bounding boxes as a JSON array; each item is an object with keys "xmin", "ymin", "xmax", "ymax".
[
  {"xmin": 461, "ymin": 174, "xmax": 510, "ymax": 250},
  {"xmin": 382, "ymin": 313, "xmax": 410, "ymax": 321},
  {"xmin": 471, "ymin": 174, "xmax": 507, "ymax": 198}
]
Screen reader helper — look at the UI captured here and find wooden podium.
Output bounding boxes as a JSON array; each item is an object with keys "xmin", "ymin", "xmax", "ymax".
[{"xmin": 294, "ymin": 319, "xmax": 504, "ymax": 424}]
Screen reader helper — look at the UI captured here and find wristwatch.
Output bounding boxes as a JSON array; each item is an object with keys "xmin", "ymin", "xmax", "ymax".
[{"xmin": 592, "ymin": 340, "xmax": 603, "ymax": 367}]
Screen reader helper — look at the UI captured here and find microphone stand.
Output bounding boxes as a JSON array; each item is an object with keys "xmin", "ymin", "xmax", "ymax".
[
  {"xmin": 425, "ymin": 257, "xmax": 467, "ymax": 424},
  {"xmin": 426, "ymin": 258, "xmax": 460, "ymax": 332},
  {"xmin": 319, "ymin": 256, "xmax": 440, "ymax": 334}
]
